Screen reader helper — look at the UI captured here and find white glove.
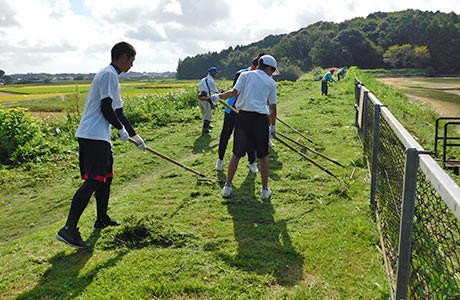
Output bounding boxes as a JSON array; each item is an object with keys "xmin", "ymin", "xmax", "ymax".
[
  {"xmin": 117, "ymin": 127, "xmax": 129, "ymax": 141},
  {"xmin": 269, "ymin": 125, "xmax": 277, "ymax": 138},
  {"xmin": 131, "ymin": 134, "xmax": 146, "ymax": 151},
  {"xmin": 211, "ymin": 94, "xmax": 220, "ymax": 103}
]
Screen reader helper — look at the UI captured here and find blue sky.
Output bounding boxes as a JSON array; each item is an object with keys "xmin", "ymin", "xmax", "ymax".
[{"xmin": 1, "ymin": 0, "xmax": 460, "ymax": 74}]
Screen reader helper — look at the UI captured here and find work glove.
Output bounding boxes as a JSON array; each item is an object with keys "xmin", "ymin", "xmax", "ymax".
[
  {"xmin": 211, "ymin": 94, "xmax": 220, "ymax": 103},
  {"xmin": 117, "ymin": 127, "xmax": 129, "ymax": 141},
  {"xmin": 131, "ymin": 134, "xmax": 146, "ymax": 151},
  {"xmin": 269, "ymin": 125, "xmax": 277, "ymax": 138}
]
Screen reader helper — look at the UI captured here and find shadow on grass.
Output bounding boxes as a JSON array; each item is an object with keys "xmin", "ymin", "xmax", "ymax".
[
  {"xmin": 16, "ymin": 230, "xmax": 126, "ymax": 300},
  {"xmin": 268, "ymin": 147, "xmax": 282, "ymax": 182},
  {"xmin": 219, "ymin": 172, "xmax": 304, "ymax": 286},
  {"xmin": 192, "ymin": 132, "xmax": 217, "ymax": 154}
]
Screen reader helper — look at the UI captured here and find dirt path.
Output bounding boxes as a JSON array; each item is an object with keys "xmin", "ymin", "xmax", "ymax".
[{"xmin": 378, "ymin": 77, "xmax": 460, "ymax": 117}]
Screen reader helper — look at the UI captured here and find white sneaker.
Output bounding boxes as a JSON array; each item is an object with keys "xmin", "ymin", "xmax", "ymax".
[
  {"xmin": 261, "ymin": 187, "xmax": 272, "ymax": 200},
  {"xmin": 268, "ymin": 138, "xmax": 275, "ymax": 148},
  {"xmin": 222, "ymin": 184, "xmax": 232, "ymax": 198},
  {"xmin": 249, "ymin": 162, "xmax": 259, "ymax": 173},
  {"xmin": 215, "ymin": 159, "xmax": 224, "ymax": 171}
]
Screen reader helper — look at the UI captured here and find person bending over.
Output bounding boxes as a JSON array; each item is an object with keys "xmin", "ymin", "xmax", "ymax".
[{"xmin": 212, "ymin": 55, "xmax": 278, "ymax": 200}]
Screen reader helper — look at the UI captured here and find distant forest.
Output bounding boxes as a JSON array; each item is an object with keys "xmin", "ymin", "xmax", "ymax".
[{"xmin": 176, "ymin": 9, "xmax": 460, "ymax": 80}]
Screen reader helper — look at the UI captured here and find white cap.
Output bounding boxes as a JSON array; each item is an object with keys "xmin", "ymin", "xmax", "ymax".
[{"xmin": 260, "ymin": 55, "xmax": 280, "ymax": 75}]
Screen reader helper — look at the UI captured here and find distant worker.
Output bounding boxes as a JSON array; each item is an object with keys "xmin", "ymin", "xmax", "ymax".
[
  {"xmin": 216, "ymin": 54, "xmax": 265, "ymax": 173},
  {"xmin": 337, "ymin": 67, "xmax": 347, "ymax": 81},
  {"xmin": 313, "ymin": 67, "xmax": 319, "ymax": 81},
  {"xmin": 212, "ymin": 54, "xmax": 279, "ymax": 200},
  {"xmin": 56, "ymin": 41, "xmax": 146, "ymax": 249},
  {"xmin": 198, "ymin": 67, "xmax": 219, "ymax": 133},
  {"xmin": 321, "ymin": 68, "xmax": 336, "ymax": 96}
]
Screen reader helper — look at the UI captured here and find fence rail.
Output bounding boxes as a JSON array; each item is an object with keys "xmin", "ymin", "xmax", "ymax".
[{"xmin": 354, "ymin": 78, "xmax": 460, "ymax": 300}]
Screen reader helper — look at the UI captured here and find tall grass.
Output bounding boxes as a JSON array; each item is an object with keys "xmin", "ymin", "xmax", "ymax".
[{"xmin": 123, "ymin": 86, "xmax": 201, "ymax": 126}]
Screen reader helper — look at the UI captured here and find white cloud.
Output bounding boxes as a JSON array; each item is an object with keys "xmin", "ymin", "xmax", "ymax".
[
  {"xmin": 1, "ymin": 0, "xmax": 460, "ymax": 74},
  {"xmin": 163, "ymin": 0, "xmax": 182, "ymax": 14}
]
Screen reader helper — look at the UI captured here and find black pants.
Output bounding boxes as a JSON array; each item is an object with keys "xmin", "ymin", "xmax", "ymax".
[
  {"xmin": 66, "ymin": 177, "xmax": 112, "ymax": 228},
  {"xmin": 321, "ymin": 80, "xmax": 328, "ymax": 95},
  {"xmin": 233, "ymin": 111, "xmax": 269, "ymax": 159},
  {"xmin": 218, "ymin": 111, "xmax": 255, "ymax": 163}
]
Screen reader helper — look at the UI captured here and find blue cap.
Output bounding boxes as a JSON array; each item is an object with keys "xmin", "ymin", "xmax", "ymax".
[{"xmin": 208, "ymin": 67, "xmax": 217, "ymax": 74}]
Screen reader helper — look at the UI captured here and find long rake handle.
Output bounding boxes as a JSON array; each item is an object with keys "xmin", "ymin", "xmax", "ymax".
[
  {"xmin": 276, "ymin": 117, "xmax": 316, "ymax": 145},
  {"xmin": 219, "ymin": 99, "xmax": 239, "ymax": 114},
  {"xmin": 277, "ymin": 131, "xmax": 344, "ymax": 168},
  {"xmin": 128, "ymin": 138, "xmax": 205, "ymax": 178},
  {"xmin": 274, "ymin": 135, "xmax": 346, "ymax": 185}
]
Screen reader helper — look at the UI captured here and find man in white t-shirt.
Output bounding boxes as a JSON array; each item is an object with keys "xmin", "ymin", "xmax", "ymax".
[
  {"xmin": 56, "ymin": 42, "xmax": 146, "ymax": 249},
  {"xmin": 212, "ymin": 55, "xmax": 278, "ymax": 200},
  {"xmin": 198, "ymin": 67, "xmax": 219, "ymax": 133}
]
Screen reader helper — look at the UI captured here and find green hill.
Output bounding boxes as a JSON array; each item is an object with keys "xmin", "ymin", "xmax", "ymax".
[{"xmin": 177, "ymin": 9, "xmax": 460, "ymax": 80}]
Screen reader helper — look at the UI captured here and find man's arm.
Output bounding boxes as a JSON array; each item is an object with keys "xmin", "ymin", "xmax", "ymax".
[
  {"xmin": 101, "ymin": 97, "xmax": 123, "ymax": 130},
  {"xmin": 115, "ymin": 107, "xmax": 136, "ymax": 137},
  {"xmin": 101, "ymin": 97, "xmax": 137, "ymax": 137},
  {"xmin": 218, "ymin": 89, "xmax": 238, "ymax": 100}
]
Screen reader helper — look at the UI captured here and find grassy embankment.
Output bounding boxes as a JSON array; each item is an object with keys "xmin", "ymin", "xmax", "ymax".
[{"xmin": 0, "ymin": 69, "xmax": 390, "ymax": 299}]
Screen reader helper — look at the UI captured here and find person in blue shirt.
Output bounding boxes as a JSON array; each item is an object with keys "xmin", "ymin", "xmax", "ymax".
[
  {"xmin": 321, "ymin": 68, "xmax": 336, "ymax": 96},
  {"xmin": 215, "ymin": 54, "xmax": 265, "ymax": 173}
]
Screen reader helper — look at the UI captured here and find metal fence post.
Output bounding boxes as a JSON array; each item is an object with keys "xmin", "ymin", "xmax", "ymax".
[
  {"xmin": 370, "ymin": 104, "xmax": 381, "ymax": 207},
  {"xmin": 395, "ymin": 148, "xmax": 419, "ymax": 300},
  {"xmin": 362, "ymin": 90, "xmax": 369, "ymax": 152},
  {"xmin": 355, "ymin": 79, "xmax": 360, "ymax": 104},
  {"xmin": 355, "ymin": 80, "xmax": 360, "ymax": 127}
]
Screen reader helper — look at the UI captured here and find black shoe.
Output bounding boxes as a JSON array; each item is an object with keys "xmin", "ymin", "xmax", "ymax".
[
  {"xmin": 94, "ymin": 216, "xmax": 121, "ymax": 230},
  {"xmin": 202, "ymin": 128, "xmax": 211, "ymax": 134},
  {"xmin": 56, "ymin": 226, "xmax": 90, "ymax": 249}
]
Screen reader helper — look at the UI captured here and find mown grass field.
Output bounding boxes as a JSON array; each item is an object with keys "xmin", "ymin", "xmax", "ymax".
[{"xmin": 0, "ymin": 70, "xmax": 390, "ymax": 299}]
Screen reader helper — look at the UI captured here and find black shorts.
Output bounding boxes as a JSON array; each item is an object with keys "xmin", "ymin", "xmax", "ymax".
[
  {"xmin": 233, "ymin": 111, "xmax": 269, "ymax": 159},
  {"xmin": 78, "ymin": 138, "xmax": 113, "ymax": 183}
]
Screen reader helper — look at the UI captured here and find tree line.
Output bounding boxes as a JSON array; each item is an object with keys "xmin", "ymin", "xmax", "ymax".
[{"xmin": 176, "ymin": 9, "xmax": 460, "ymax": 80}]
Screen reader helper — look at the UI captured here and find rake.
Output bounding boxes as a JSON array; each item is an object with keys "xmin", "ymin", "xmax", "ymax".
[
  {"xmin": 276, "ymin": 117, "xmax": 317, "ymax": 145},
  {"xmin": 128, "ymin": 138, "xmax": 224, "ymax": 184},
  {"xmin": 273, "ymin": 135, "xmax": 348, "ymax": 187},
  {"xmin": 277, "ymin": 131, "xmax": 344, "ymax": 168}
]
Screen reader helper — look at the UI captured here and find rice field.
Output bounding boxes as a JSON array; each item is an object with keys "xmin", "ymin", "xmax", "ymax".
[
  {"xmin": 378, "ymin": 77, "xmax": 460, "ymax": 117},
  {"xmin": 0, "ymin": 80, "xmax": 207, "ymax": 116},
  {"xmin": 0, "ymin": 80, "xmax": 201, "ymax": 105},
  {"xmin": 0, "ymin": 92, "xmax": 72, "ymax": 104}
]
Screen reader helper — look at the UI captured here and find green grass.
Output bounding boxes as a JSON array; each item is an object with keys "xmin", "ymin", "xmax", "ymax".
[
  {"xmin": 360, "ymin": 68, "xmax": 428, "ymax": 77},
  {"xmin": 0, "ymin": 73, "xmax": 389, "ymax": 299}
]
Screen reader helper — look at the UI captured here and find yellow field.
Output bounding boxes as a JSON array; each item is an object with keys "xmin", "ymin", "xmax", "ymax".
[{"xmin": 0, "ymin": 92, "xmax": 71, "ymax": 103}]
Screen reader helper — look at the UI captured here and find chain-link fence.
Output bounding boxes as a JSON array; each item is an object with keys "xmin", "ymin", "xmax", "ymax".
[{"xmin": 355, "ymin": 79, "xmax": 460, "ymax": 300}]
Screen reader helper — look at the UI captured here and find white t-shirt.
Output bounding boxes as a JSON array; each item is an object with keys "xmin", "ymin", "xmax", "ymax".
[
  {"xmin": 233, "ymin": 70, "xmax": 277, "ymax": 115},
  {"xmin": 198, "ymin": 74, "xmax": 218, "ymax": 96},
  {"xmin": 75, "ymin": 65, "xmax": 123, "ymax": 144}
]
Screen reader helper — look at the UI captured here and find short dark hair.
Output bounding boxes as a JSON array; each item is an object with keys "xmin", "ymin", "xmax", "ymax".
[
  {"xmin": 252, "ymin": 53, "xmax": 265, "ymax": 67},
  {"xmin": 257, "ymin": 61, "xmax": 275, "ymax": 72},
  {"xmin": 111, "ymin": 42, "xmax": 136, "ymax": 61}
]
